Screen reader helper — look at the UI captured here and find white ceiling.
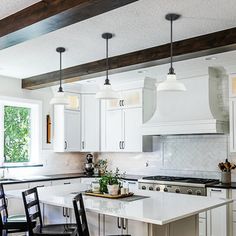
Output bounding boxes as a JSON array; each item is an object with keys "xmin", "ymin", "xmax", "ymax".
[
  {"xmin": 0, "ymin": 0, "xmax": 236, "ymax": 79},
  {"xmin": 0, "ymin": 0, "xmax": 40, "ymax": 19}
]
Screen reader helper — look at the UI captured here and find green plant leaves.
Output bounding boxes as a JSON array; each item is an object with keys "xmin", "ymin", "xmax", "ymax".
[{"xmin": 4, "ymin": 106, "xmax": 31, "ymax": 163}]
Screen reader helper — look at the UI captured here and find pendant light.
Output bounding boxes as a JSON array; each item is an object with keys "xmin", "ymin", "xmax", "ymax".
[
  {"xmin": 96, "ymin": 33, "xmax": 119, "ymax": 100},
  {"xmin": 157, "ymin": 14, "xmax": 186, "ymax": 92},
  {"xmin": 50, "ymin": 47, "xmax": 70, "ymax": 105}
]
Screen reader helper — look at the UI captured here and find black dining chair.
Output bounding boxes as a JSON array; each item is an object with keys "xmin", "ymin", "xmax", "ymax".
[
  {"xmin": 72, "ymin": 193, "xmax": 131, "ymax": 236},
  {"xmin": 22, "ymin": 187, "xmax": 76, "ymax": 236},
  {"xmin": 0, "ymin": 183, "xmax": 29, "ymax": 235}
]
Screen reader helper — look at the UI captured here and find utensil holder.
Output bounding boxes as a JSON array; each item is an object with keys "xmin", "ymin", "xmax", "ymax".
[{"xmin": 221, "ymin": 172, "xmax": 231, "ymax": 184}]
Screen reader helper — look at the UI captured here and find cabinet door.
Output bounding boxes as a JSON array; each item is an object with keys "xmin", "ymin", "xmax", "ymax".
[
  {"xmin": 64, "ymin": 110, "xmax": 81, "ymax": 152},
  {"xmin": 104, "ymin": 216, "xmax": 123, "ymax": 235},
  {"xmin": 43, "ymin": 204, "xmax": 68, "ymax": 225},
  {"xmin": 81, "ymin": 94, "xmax": 100, "ymax": 152},
  {"xmin": 124, "ymin": 108, "xmax": 142, "ymax": 152},
  {"xmin": 207, "ymin": 188, "xmax": 229, "ymax": 236},
  {"xmin": 4, "ymin": 183, "xmax": 29, "ymax": 215},
  {"xmin": 106, "ymin": 110, "xmax": 123, "ymax": 152},
  {"xmin": 230, "ymin": 98, "xmax": 236, "ymax": 152},
  {"xmin": 126, "ymin": 219, "xmax": 148, "ymax": 236}
]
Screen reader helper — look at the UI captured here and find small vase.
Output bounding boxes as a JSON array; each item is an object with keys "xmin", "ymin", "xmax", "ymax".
[
  {"xmin": 107, "ymin": 184, "xmax": 119, "ymax": 195},
  {"xmin": 221, "ymin": 172, "xmax": 231, "ymax": 184}
]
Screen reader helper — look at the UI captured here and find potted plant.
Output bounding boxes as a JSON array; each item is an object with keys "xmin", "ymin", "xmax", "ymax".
[
  {"xmin": 99, "ymin": 168, "xmax": 121, "ymax": 195},
  {"xmin": 218, "ymin": 159, "xmax": 236, "ymax": 183}
]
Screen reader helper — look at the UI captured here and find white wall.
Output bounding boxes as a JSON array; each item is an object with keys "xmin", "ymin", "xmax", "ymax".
[
  {"xmin": 98, "ymin": 135, "xmax": 235, "ymax": 180},
  {"xmin": 0, "ymin": 75, "xmax": 85, "ymax": 177}
]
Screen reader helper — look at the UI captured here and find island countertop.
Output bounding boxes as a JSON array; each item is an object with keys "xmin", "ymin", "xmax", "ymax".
[{"xmin": 6, "ymin": 183, "xmax": 232, "ymax": 225}]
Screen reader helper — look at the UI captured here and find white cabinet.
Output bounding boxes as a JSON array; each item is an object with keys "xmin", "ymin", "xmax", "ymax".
[
  {"xmin": 230, "ymin": 98, "xmax": 236, "ymax": 152},
  {"xmin": 126, "ymin": 219, "xmax": 148, "ymax": 236},
  {"xmin": 51, "ymin": 178, "xmax": 81, "ymax": 186},
  {"xmin": 4, "ymin": 183, "xmax": 29, "ymax": 215},
  {"xmin": 106, "ymin": 107, "xmax": 142, "ymax": 152},
  {"xmin": 43, "ymin": 204, "xmax": 70, "ymax": 225},
  {"xmin": 207, "ymin": 188, "xmax": 229, "ymax": 236},
  {"xmin": 28, "ymin": 181, "xmax": 51, "ymax": 188},
  {"xmin": 106, "ymin": 109, "xmax": 123, "ymax": 152},
  {"xmin": 54, "ymin": 105, "xmax": 81, "ymax": 152},
  {"xmin": 81, "ymin": 94, "xmax": 100, "ymax": 152}
]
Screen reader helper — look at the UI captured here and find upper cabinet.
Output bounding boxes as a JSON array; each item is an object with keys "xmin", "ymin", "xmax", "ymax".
[
  {"xmin": 107, "ymin": 89, "xmax": 142, "ymax": 110},
  {"xmin": 81, "ymin": 94, "xmax": 100, "ymax": 152},
  {"xmin": 53, "ymin": 93, "xmax": 100, "ymax": 152},
  {"xmin": 102, "ymin": 80, "xmax": 156, "ymax": 153}
]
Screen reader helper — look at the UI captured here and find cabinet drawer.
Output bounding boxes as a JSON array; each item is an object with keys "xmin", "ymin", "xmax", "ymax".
[
  {"xmin": 51, "ymin": 178, "xmax": 81, "ymax": 186},
  {"xmin": 29, "ymin": 181, "xmax": 51, "ymax": 188}
]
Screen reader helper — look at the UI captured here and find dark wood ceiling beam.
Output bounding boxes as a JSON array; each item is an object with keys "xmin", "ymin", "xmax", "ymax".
[
  {"xmin": 22, "ymin": 26, "xmax": 236, "ymax": 90},
  {"xmin": 0, "ymin": 0, "xmax": 138, "ymax": 50}
]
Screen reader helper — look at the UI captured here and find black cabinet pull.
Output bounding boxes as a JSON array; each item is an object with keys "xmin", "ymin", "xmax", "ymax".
[
  {"xmin": 122, "ymin": 141, "xmax": 125, "ymax": 149},
  {"xmin": 64, "ymin": 141, "xmax": 67, "ymax": 150},
  {"xmin": 122, "ymin": 100, "xmax": 125, "ymax": 106},
  {"xmin": 119, "ymin": 141, "xmax": 122, "ymax": 149},
  {"xmin": 64, "ymin": 182, "xmax": 71, "ymax": 185},
  {"xmin": 122, "ymin": 218, "xmax": 127, "ymax": 230},
  {"xmin": 117, "ymin": 217, "xmax": 121, "ymax": 229},
  {"xmin": 63, "ymin": 207, "xmax": 66, "ymax": 217}
]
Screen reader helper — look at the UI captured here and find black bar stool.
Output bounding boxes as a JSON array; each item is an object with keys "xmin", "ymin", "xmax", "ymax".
[
  {"xmin": 0, "ymin": 184, "xmax": 29, "ymax": 235},
  {"xmin": 72, "ymin": 193, "xmax": 131, "ymax": 236},
  {"xmin": 22, "ymin": 187, "xmax": 76, "ymax": 236}
]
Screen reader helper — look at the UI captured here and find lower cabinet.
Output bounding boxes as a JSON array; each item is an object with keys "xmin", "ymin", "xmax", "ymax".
[
  {"xmin": 51, "ymin": 178, "xmax": 81, "ymax": 186},
  {"xmin": 104, "ymin": 215, "xmax": 148, "ymax": 236},
  {"xmin": 44, "ymin": 204, "xmax": 70, "ymax": 225},
  {"xmin": 207, "ymin": 188, "xmax": 229, "ymax": 236},
  {"xmin": 4, "ymin": 183, "xmax": 29, "ymax": 216}
]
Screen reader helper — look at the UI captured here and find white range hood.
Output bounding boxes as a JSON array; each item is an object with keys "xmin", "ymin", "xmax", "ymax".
[{"xmin": 142, "ymin": 68, "xmax": 229, "ymax": 135}]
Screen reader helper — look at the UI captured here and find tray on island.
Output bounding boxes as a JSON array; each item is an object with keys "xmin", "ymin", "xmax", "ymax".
[{"xmin": 84, "ymin": 191, "xmax": 134, "ymax": 199}]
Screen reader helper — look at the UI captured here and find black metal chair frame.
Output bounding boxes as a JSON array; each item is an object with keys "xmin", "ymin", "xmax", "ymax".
[
  {"xmin": 22, "ymin": 187, "xmax": 76, "ymax": 236},
  {"xmin": 0, "ymin": 183, "xmax": 28, "ymax": 235},
  {"xmin": 72, "ymin": 193, "xmax": 131, "ymax": 236}
]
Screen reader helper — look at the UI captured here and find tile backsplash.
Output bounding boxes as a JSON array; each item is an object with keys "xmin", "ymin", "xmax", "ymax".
[{"xmin": 98, "ymin": 134, "xmax": 236, "ymax": 180}]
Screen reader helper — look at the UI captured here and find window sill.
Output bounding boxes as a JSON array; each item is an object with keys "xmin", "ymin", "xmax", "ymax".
[{"xmin": 0, "ymin": 163, "xmax": 43, "ymax": 168}]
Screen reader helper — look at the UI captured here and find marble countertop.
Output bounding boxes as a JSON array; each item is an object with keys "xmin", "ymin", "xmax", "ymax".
[{"xmin": 6, "ymin": 183, "xmax": 232, "ymax": 225}]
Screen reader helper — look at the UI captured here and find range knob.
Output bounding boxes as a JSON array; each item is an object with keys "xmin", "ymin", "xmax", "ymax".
[
  {"xmin": 156, "ymin": 187, "xmax": 160, "ymax": 191},
  {"xmin": 149, "ymin": 186, "xmax": 154, "ymax": 191},
  {"xmin": 141, "ymin": 186, "xmax": 146, "ymax": 190},
  {"xmin": 187, "ymin": 189, "xmax": 193, "ymax": 195},
  {"xmin": 164, "ymin": 188, "xmax": 168, "ymax": 192},
  {"xmin": 196, "ymin": 190, "xmax": 202, "ymax": 196},
  {"xmin": 175, "ymin": 189, "xmax": 180, "ymax": 193}
]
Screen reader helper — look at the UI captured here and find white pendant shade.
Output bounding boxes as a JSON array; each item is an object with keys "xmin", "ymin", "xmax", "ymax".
[
  {"xmin": 96, "ymin": 84, "xmax": 120, "ymax": 100},
  {"xmin": 157, "ymin": 74, "xmax": 186, "ymax": 92},
  {"xmin": 50, "ymin": 91, "xmax": 70, "ymax": 105}
]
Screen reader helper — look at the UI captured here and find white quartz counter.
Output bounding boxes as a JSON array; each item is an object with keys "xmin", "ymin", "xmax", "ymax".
[{"xmin": 6, "ymin": 183, "xmax": 232, "ymax": 225}]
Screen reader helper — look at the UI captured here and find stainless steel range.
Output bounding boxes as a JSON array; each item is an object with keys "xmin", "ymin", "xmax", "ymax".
[{"xmin": 138, "ymin": 176, "xmax": 219, "ymax": 196}]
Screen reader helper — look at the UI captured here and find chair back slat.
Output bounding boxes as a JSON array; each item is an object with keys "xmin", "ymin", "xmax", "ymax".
[
  {"xmin": 22, "ymin": 187, "xmax": 43, "ymax": 235},
  {"xmin": 0, "ymin": 184, "xmax": 8, "ymax": 228},
  {"xmin": 73, "ymin": 193, "xmax": 89, "ymax": 236}
]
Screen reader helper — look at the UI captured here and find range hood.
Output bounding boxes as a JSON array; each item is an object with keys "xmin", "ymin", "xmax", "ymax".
[{"xmin": 142, "ymin": 68, "xmax": 229, "ymax": 135}]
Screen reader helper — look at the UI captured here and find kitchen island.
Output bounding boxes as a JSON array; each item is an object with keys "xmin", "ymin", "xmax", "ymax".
[{"xmin": 6, "ymin": 183, "xmax": 232, "ymax": 236}]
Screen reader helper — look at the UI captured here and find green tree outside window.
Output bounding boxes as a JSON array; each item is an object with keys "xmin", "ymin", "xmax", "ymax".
[{"xmin": 4, "ymin": 106, "xmax": 31, "ymax": 163}]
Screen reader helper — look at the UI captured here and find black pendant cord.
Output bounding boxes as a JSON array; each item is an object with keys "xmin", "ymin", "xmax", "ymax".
[
  {"xmin": 169, "ymin": 17, "xmax": 175, "ymax": 75},
  {"xmin": 58, "ymin": 51, "xmax": 63, "ymax": 92},
  {"xmin": 104, "ymin": 36, "xmax": 110, "ymax": 85}
]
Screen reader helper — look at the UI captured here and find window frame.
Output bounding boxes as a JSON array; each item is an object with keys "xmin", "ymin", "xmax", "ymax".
[{"xmin": 0, "ymin": 96, "xmax": 42, "ymax": 166}]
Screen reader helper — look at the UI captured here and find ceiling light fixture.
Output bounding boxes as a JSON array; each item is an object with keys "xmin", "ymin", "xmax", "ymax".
[
  {"xmin": 157, "ymin": 13, "xmax": 186, "ymax": 92},
  {"xmin": 50, "ymin": 47, "xmax": 69, "ymax": 105},
  {"xmin": 96, "ymin": 33, "xmax": 119, "ymax": 100}
]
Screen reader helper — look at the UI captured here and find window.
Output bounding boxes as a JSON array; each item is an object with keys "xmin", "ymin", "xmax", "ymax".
[
  {"xmin": 0, "ymin": 97, "xmax": 42, "ymax": 165},
  {"xmin": 4, "ymin": 106, "xmax": 31, "ymax": 163}
]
